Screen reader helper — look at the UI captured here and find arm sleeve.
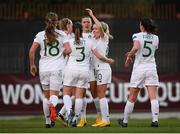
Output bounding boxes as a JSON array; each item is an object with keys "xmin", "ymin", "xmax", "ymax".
[
  {"xmin": 132, "ymin": 33, "xmax": 139, "ymax": 41},
  {"xmin": 33, "ymin": 32, "xmax": 41, "ymax": 46},
  {"xmin": 63, "ymin": 35, "xmax": 70, "ymax": 44},
  {"xmin": 33, "ymin": 33, "xmax": 41, "ymax": 44}
]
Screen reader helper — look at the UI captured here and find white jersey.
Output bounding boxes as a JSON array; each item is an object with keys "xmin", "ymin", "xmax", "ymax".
[
  {"xmin": 132, "ymin": 32, "xmax": 159, "ymax": 72},
  {"xmin": 62, "ymin": 32, "xmax": 74, "ymax": 66},
  {"xmin": 93, "ymin": 35, "xmax": 111, "ymax": 70},
  {"xmin": 33, "ymin": 30, "xmax": 65, "ymax": 72},
  {"xmin": 82, "ymin": 32, "xmax": 95, "ymax": 70},
  {"xmin": 55, "ymin": 29, "xmax": 67, "ymax": 36},
  {"xmin": 82, "ymin": 32, "xmax": 93, "ymax": 39},
  {"xmin": 64, "ymin": 37, "xmax": 96, "ymax": 71}
]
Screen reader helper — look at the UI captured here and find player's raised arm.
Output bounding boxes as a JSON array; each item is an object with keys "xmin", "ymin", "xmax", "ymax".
[{"xmin": 85, "ymin": 8, "xmax": 105, "ymax": 37}]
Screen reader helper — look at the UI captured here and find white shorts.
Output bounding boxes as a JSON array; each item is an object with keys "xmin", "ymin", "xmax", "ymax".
[
  {"xmin": 95, "ymin": 69, "xmax": 112, "ymax": 85},
  {"xmin": 63, "ymin": 69, "xmax": 89, "ymax": 89},
  {"xmin": 130, "ymin": 70, "xmax": 159, "ymax": 88},
  {"xmin": 39, "ymin": 70, "xmax": 63, "ymax": 91},
  {"xmin": 89, "ymin": 69, "xmax": 96, "ymax": 82}
]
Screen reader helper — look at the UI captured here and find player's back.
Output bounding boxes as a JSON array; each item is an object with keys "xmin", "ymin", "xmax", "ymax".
[
  {"xmin": 66, "ymin": 37, "xmax": 93, "ymax": 71},
  {"xmin": 34, "ymin": 30, "xmax": 65, "ymax": 72},
  {"xmin": 132, "ymin": 32, "xmax": 159, "ymax": 71}
]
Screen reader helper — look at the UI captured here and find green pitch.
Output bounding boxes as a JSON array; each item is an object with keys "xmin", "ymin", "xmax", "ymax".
[{"xmin": 0, "ymin": 117, "xmax": 180, "ymax": 133}]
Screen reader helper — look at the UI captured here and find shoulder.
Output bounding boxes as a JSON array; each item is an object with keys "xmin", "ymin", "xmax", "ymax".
[
  {"xmin": 153, "ymin": 34, "xmax": 159, "ymax": 45},
  {"xmin": 153, "ymin": 34, "xmax": 159, "ymax": 40},
  {"xmin": 55, "ymin": 29, "xmax": 67, "ymax": 36},
  {"xmin": 100, "ymin": 34, "xmax": 109, "ymax": 43},
  {"xmin": 35, "ymin": 31, "xmax": 45, "ymax": 38},
  {"xmin": 132, "ymin": 32, "xmax": 143, "ymax": 41},
  {"xmin": 33, "ymin": 31, "xmax": 45, "ymax": 44}
]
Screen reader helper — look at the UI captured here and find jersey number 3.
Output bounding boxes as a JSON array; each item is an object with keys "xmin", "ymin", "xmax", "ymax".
[{"xmin": 76, "ymin": 47, "xmax": 85, "ymax": 62}]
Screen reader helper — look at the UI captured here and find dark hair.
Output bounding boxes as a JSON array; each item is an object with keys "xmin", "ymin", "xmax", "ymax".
[
  {"xmin": 73, "ymin": 22, "xmax": 82, "ymax": 45},
  {"xmin": 45, "ymin": 12, "xmax": 58, "ymax": 45},
  {"xmin": 140, "ymin": 17, "xmax": 158, "ymax": 34}
]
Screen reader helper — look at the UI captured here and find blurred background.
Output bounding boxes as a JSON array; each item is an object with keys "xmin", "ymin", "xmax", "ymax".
[{"xmin": 0, "ymin": 0, "xmax": 180, "ymax": 117}]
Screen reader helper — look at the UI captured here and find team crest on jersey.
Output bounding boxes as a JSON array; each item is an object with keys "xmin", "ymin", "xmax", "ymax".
[{"xmin": 88, "ymin": 35, "xmax": 92, "ymax": 39}]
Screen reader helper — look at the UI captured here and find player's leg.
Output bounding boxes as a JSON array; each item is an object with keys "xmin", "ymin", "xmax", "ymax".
[
  {"xmin": 78, "ymin": 69, "xmax": 96, "ymax": 127},
  {"xmin": 57, "ymin": 88, "xmax": 75, "ymax": 126},
  {"xmin": 147, "ymin": 86, "xmax": 159, "ymax": 127},
  {"xmin": 119, "ymin": 88, "xmax": 140, "ymax": 127},
  {"xmin": 49, "ymin": 70, "xmax": 63, "ymax": 122},
  {"xmin": 73, "ymin": 70, "xmax": 89, "ymax": 127},
  {"xmin": 42, "ymin": 90, "xmax": 51, "ymax": 128},
  {"xmin": 72, "ymin": 87, "xmax": 86, "ymax": 127},
  {"xmin": 39, "ymin": 72, "xmax": 53, "ymax": 128},
  {"xmin": 90, "ymin": 81, "xmax": 101, "ymax": 126},
  {"xmin": 92, "ymin": 69, "xmax": 111, "ymax": 127},
  {"xmin": 63, "ymin": 85, "xmax": 74, "ymax": 125},
  {"xmin": 146, "ymin": 70, "xmax": 159, "ymax": 127},
  {"xmin": 119, "ymin": 71, "xmax": 144, "ymax": 127},
  {"xmin": 62, "ymin": 69, "xmax": 78, "ymax": 126},
  {"xmin": 77, "ymin": 90, "xmax": 87, "ymax": 127}
]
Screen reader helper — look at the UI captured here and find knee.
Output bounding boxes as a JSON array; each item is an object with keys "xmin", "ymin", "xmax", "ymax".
[
  {"xmin": 97, "ymin": 90, "xmax": 105, "ymax": 99},
  {"xmin": 91, "ymin": 89, "xmax": 97, "ymax": 98},
  {"xmin": 128, "ymin": 94, "xmax": 137, "ymax": 103}
]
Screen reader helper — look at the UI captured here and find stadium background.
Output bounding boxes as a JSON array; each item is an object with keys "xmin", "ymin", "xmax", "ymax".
[{"xmin": 0, "ymin": 0, "xmax": 180, "ymax": 122}]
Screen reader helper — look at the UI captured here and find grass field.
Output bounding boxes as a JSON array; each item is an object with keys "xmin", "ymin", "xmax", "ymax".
[{"xmin": 0, "ymin": 117, "xmax": 180, "ymax": 133}]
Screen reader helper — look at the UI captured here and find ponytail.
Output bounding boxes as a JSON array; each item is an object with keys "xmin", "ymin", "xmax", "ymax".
[
  {"xmin": 101, "ymin": 21, "xmax": 114, "ymax": 40},
  {"xmin": 44, "ymin": 12, "xmax": 58, "ymax": 45},
  {"xmin": 75, "ymin": 28, "xmax": 80, "ymax": 44},
  {"xmin": 45, "ymin": 23, "xmax": 58, "ymax": 45},
  {"xmin": 73, "ymin": 22, "xmax": 82, "ymax": 45}
]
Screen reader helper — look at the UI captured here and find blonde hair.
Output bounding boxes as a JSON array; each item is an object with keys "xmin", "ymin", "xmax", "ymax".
[
  {"xmin": 58, "ymin": 18, "xmax": 72, "ymax": 31},
  {"xmin": 100, "ymin": 21, "xmax": 113, "ymax": 40}
]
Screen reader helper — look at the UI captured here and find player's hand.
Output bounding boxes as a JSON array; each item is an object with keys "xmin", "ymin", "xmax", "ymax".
[
  {"xmin": 30, "ymin": 65, "xmax": 37, "ymax": 77},
  {"xmin": 108, "ymin": 58, "xmax": 115, "ymax": 64},
  {"xmin": 85, "ymin": 8, "xmax": 93, "ymax": 16},
  {"xmin": 124, "ymin": 52, "xmax": 133, "ymax": 67}
]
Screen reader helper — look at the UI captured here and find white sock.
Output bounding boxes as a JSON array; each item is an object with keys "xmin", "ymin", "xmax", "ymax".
[
  {"xmin": 123, "ymin": 100, "xmax": 135, "ymax": 123},
  {"xmin": 99, "ymin": 97, "xmax": 109, "ymax": 122},
  {"xmin": 94, "ymin": 98, "xmax": 101, "ymax": 117},
  {"xmin": 63, "ymin": 95, "xmax": 72, "ymax": 115},
  {"xmin": 43, "ymin": 98, "xmax": 51, "ymax": 124},
  {"xmin": 59, "ymin": 96, "xmax": 75, "ymax": 117},
  {"xmin": 59, "ymin": 105, "xmax": 66, "ymax": 116},
  {"xmin": 49, "ymin": 95, "xmax": 58, "ymax": 107},
  {"xmin": 73, "ymin": 98, "xmax": 83, "ymax": 123},
  {"xmin": 151, "ymin": 99, "xmax": 159, "ymax": 122},
  {"xmin": 80, "ymin": 97, "xmax": 87, "ymax": 119}
]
